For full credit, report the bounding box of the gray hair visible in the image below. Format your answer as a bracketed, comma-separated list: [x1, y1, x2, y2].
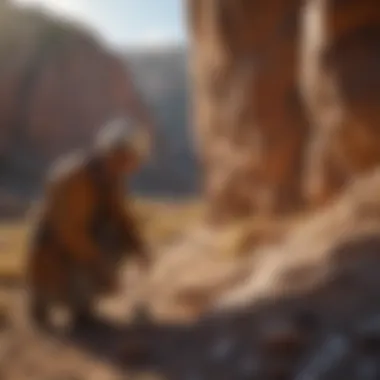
[94, 117, 150, 160]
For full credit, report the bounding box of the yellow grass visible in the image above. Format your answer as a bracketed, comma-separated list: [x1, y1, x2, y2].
[0, 221, 29, 281]
[0, 198, 204, 281]
[0, 196, 304, 283]
[209, 212, 310, 259]
[132, 198, 205, 248]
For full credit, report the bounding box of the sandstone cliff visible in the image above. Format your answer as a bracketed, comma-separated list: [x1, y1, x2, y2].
[301, 0, 380, 207]
[187, 0, 309, 219]
[188, 0, 380, 219]
[145, 168, 380, 379]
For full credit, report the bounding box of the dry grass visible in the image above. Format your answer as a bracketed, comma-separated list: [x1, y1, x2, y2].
[208, 212, 309, 259]
[0, 195, 308, 287]
[0, 221, 29, 281]
[132, 198, 205, 248]
[0, 198, 204, 281]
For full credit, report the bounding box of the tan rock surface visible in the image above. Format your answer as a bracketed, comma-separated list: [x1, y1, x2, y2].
[301, 0, 380, 207]
[187, 0, 309, 219]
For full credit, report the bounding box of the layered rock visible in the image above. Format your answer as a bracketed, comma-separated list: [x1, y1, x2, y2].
[187, 0, 309, 219]
[130, 169, 380, 379]
[301, 0, 380, 207]
[188, 0, 380, 219]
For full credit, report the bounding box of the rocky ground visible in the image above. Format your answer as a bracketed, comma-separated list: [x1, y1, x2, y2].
[0, 225, 256, 380]
[3, 171, 380, 379]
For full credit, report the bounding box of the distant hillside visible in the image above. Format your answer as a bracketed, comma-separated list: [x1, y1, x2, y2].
[0, 1, 157, 198]
[0, 0, 199, 203]
[122, 46, 200, 197]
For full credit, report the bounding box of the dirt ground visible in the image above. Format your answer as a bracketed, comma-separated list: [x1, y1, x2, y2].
[2, 228, 380, 380]
[0, 223, 257, 380]
[4, 173, 380, 380]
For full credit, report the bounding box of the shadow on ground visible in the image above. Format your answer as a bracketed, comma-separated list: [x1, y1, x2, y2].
[48, 232, 380, 380]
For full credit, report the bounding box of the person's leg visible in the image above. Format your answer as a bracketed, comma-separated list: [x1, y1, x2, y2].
[72, 295, 95, 327]
[68, 270, 97, 329]
[28, 289, 50, 329]
[26, 244, 56, 330]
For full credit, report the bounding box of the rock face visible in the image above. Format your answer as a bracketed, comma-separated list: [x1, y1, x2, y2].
[187, 0, 309, 219]
[203, 168, 380, 379]
[0, 3, 152, 195]
[301, 0, 380, 207]
[188, 0, 380, 219]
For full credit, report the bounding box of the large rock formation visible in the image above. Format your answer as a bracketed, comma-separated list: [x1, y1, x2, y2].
[188, 0, 380, 219]
[187, 0, 309, 219]
[300, 0, 380, 207]
[0, 2, 153, 196]
[150, 168, 380, 379]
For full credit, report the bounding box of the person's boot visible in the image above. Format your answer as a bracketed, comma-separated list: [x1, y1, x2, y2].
[71, 308, 97, 331]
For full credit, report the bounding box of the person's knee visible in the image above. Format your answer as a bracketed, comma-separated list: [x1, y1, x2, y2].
[68, 273, 96, 313]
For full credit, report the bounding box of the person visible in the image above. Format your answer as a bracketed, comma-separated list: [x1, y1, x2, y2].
[26, 117, 152, 330]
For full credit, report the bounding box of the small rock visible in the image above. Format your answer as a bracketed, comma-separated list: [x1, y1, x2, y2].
[262, 365, 293, 380]
[238, 355, 259, 377]
[355, 358, 378, 380]
[293, 310, 320, 333]
[185, 372, 203, 380]
[210, 336, 235, 359]
[295, 335, 350, 380]
[356, 335, 380, 355]
[134, 374, 165, 380]
[357, 315, 380, 334]
[119, 337, 151, 366]
[261, 323, 306, 357]
[355, 316, 380, 354]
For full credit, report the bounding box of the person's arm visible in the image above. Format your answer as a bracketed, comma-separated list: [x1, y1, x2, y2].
[108, 184, 150, 266]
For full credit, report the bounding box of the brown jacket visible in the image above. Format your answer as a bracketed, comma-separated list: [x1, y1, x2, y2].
[27, 150, 145, 300]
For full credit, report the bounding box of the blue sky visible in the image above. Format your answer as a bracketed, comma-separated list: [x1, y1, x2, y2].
[12, 0, 186, 47]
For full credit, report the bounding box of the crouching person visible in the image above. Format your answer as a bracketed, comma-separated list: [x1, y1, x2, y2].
[26, 118, 151, 330]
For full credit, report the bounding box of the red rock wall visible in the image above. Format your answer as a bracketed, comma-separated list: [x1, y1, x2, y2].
[188, 0, 380, 219]
[300, 0, 380, 207]
[187, 0, 309, 220]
